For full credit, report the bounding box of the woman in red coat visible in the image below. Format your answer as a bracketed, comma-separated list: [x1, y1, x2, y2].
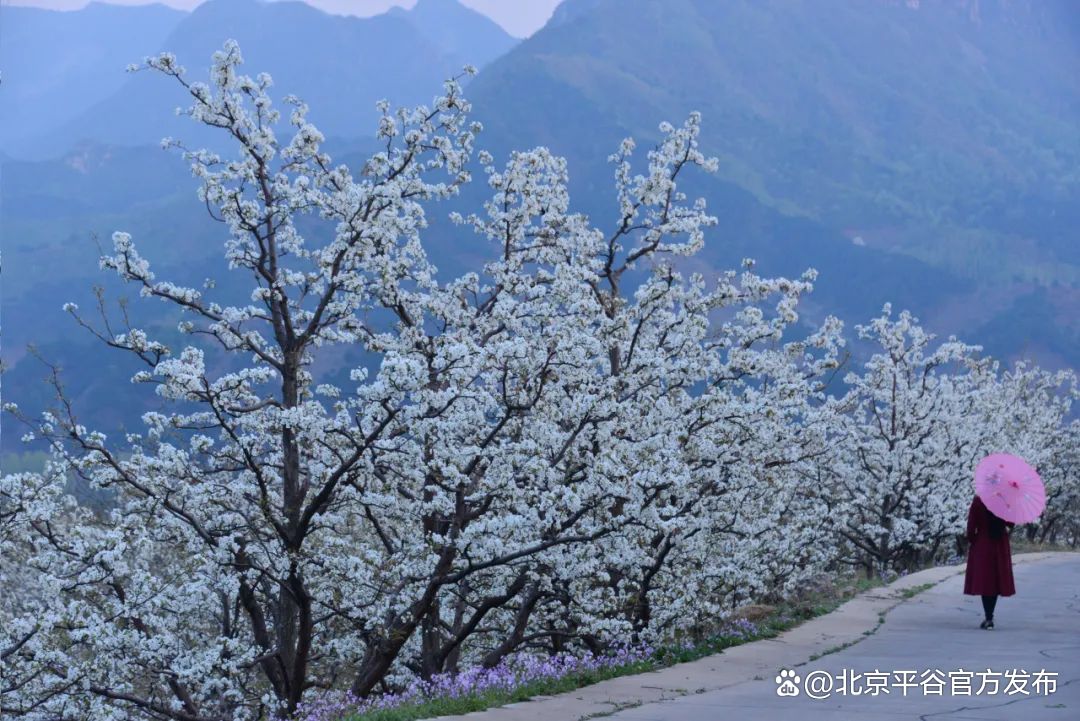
[963, 494, 1015, 629]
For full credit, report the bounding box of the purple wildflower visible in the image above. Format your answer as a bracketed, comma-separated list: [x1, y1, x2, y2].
[293, 644, 654, 721]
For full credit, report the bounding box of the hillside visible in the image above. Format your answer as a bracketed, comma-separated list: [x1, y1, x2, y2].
[0, 2, 186, 155]
[463, 0, 1079, 365]
[469, 0, 1079, 281]
[3, 0, 1078, 456]
[4, 0, 518, 159]
[388, 0, 519, 65]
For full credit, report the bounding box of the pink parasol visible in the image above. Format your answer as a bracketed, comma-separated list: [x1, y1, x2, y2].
[973, 453, 1045, 525]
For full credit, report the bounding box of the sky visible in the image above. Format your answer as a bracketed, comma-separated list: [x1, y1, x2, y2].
[8, 0, 564, 37]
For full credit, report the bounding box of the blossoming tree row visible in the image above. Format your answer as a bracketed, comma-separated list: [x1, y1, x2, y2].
[1, 43, 1075, 721]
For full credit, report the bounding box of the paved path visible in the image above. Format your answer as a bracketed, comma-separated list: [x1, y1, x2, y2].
[610, 552, 1080, 720]
[436, 552, 1079, 721]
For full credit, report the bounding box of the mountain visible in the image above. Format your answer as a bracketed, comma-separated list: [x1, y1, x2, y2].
[4, 0, 1079, 457]
[463, 0, 1079, 364]
[0, 136, 377, 457]
[0, 2, 186, 155]
[468, 0, 1080, 283]
[7, 0, 519, 159]
[387, 0, 519, 65]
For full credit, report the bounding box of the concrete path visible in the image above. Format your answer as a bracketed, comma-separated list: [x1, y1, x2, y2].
[434, 552, 1079, 721]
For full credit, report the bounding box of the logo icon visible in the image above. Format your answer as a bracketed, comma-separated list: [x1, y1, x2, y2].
[776, 669, 801, 697]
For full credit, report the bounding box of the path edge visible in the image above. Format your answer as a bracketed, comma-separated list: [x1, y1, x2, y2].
[423, 551, 1078, 721]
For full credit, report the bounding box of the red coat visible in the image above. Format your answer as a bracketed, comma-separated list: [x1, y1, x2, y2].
[963, 495, 1016, 596]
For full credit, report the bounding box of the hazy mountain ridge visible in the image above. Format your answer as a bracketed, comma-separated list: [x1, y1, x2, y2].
[470, 0, 1079, 239]
[0, 2, 186, 153]
[465, 0, 1078, 345]
[387, 0, 519, 63]
[2, 0, 518, 158]
[3, 0, 1077, 456]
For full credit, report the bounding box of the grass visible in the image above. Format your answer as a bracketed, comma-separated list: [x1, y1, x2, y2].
[337, 566, 949, 721]
[806, 610, 892, 663]
[582, 700, 643, 719]
[899, 582, 935, 599]
[336, 621, 795, 721]
[337, 582, 879, 720]
[339, 629, 778, 721]
[1011, 539, 1080, 554]
[807, 639, 860, 662]
[342, 665, 653, 721]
